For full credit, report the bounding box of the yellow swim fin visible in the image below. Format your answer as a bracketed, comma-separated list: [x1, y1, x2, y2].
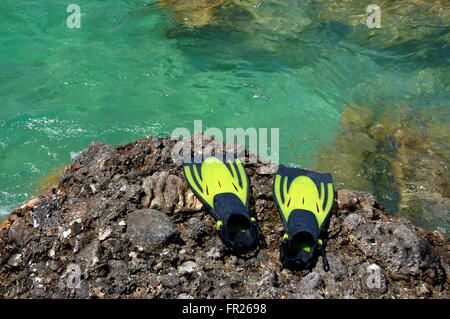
[273, 165, 334, 270]
[183, 154, 261, 255]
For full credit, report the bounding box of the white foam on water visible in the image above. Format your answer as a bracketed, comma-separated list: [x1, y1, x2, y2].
[436, 227, 447, 235]
[0, 192, 15, 216]
[70, 151, 82, 160]
[0, 207, 10, 216]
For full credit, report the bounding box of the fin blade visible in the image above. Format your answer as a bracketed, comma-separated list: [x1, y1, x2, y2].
[183, 155, 249, 216]
[273, 166, 334, 231]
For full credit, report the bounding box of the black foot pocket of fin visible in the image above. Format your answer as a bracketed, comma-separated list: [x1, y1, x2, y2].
[213, 193, 261, 255]
[272, 165, 335, 271]
[280, 239, 317, 271]
[218, 218, 262, 255]
[280, 210, 320, 270]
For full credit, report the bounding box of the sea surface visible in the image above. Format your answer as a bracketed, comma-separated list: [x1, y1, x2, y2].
[0, 0, 449, 232]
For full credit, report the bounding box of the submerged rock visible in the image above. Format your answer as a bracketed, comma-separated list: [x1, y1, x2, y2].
[0, 134, 448, 298]
[316, 0, 450, 52]
[157, 0, 245, 27]
[316, 104, 450, 234]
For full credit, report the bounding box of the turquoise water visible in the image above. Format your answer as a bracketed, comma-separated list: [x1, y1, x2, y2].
[0, 1, 449, 231]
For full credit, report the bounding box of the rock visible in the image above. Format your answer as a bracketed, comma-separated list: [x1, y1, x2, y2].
[19, 198, 42, 210]
[7, 219, 31, 246]
[343, 213, 363, 231]
[256, 163, 279, 175]
[77, 142, 118, 174]
[142, 172, 199, 213]
[298, 272, 324, 292]
[417, 284, 431, 297]
[337, 190, 359, 210]
[327, 253, 347, 282]
[177, 261, 197, 276]
[206, 247, 221, 259]
[0, 134, 448, 299]
[7, 253, 23, 268]
[78, 240, 101, 267]
[98, 227, 112, 241]
[126, 209, 180, 249]
[349, 219, 441, 280]
[185, 217, 205, 242]
[160, 275, 181, 289]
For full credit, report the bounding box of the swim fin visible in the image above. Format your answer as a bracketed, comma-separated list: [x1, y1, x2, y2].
[273, 165, 334, 271]
[183, 154, 261, 255]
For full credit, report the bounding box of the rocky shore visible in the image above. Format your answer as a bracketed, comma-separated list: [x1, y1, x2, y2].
[0, 135, 448, 298]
